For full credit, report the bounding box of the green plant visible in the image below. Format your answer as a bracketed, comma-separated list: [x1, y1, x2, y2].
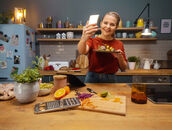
[127, 56, 138, 62]
[11, 56, 41, 83]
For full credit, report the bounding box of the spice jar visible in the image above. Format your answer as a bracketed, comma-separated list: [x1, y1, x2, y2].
[52, 75, 67, 93]
[131, 83, 147, 104]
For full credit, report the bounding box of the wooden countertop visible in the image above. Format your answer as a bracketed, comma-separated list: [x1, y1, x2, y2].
[40, 69, 172, 76]
[1, 83, 172, 130]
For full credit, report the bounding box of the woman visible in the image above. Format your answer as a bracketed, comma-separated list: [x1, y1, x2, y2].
[78, 12, 127, 83]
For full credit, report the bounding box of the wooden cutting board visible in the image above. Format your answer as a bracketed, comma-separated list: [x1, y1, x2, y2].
[76, 54, 89, 69]
[65, 92, 126, 116]
[79, 95, 126, 116]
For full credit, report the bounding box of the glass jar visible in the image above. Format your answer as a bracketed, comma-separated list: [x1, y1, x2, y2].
[131, 83, 147, 104]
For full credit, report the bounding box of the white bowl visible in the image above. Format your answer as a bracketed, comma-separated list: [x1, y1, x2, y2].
[38, 88, 51, 96]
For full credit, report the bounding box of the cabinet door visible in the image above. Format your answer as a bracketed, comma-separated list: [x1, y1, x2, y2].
[116, 75, 132, 83]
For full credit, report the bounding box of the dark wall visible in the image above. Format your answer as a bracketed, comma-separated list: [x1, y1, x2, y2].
[1, 0, 172, 39]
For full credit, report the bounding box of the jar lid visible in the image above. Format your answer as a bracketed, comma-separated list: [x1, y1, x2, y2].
[53, 75, 67, 79]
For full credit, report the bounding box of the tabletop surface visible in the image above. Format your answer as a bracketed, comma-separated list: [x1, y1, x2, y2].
[0, 83, 172, 130]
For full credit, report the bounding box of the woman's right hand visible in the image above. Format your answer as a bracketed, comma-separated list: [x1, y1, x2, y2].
[81, 23, 99, 41]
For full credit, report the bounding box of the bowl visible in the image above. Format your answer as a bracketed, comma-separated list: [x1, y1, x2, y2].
[38, 83, 53, 96]
[38, 88, 51, 96]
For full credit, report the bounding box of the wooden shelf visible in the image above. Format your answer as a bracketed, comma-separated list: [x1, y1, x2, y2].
[37, 28, 83, 31]
[36, 27, 158, 42]
[118, 38, 157, 41]
[36, 27, 158, 32]
[37, 38, 157, 42]
[37, 38, 80, 42]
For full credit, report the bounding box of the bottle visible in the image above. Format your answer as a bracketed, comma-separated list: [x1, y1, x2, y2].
[64, 17, 70, 28]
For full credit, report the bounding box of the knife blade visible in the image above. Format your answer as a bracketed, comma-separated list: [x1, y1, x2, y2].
[87, 88, 97, 94]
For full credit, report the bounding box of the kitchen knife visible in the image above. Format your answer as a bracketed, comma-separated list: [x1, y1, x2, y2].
[87, 88, 97, 94]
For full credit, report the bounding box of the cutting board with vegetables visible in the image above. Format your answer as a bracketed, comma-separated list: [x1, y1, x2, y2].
[79, 95, 126, 116]
[65, 92, 126, 116]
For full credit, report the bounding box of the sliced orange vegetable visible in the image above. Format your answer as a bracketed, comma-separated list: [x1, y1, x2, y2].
[54, 88, 66, 99]
[64, 86, 70, 95]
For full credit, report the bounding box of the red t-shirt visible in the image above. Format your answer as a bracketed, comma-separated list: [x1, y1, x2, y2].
[86, 37, 127, 74]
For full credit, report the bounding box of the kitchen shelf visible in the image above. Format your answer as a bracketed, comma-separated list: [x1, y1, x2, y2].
[37, 38, 80, 42]
[36, 27, 158, 42]
[36, 27, 158, 32]
[37, 37, 157, 42]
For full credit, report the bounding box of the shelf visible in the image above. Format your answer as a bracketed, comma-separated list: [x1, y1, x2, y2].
[118, 38, 157, 41]
[36, 27, 158, 42]
[37, 28, 83, 32]
[36, 27, 158, 32]
[37, 38, 157, 42]
[37, 38, 80, 42]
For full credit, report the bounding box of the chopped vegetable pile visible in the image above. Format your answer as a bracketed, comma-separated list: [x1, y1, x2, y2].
[77, 93, 93, 100]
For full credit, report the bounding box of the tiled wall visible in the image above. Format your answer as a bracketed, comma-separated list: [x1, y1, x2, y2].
[39, 40, 172, 62]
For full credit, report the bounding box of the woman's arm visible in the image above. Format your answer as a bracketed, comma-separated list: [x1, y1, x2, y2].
[78, 23, 98, 54]
[113, 50, 127, 71]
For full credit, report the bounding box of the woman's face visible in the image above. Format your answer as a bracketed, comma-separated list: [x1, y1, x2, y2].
[100, 14, 118, 37]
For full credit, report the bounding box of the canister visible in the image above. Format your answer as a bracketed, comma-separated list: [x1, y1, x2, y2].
[131, 83, 147, 104]
[52, 75, 67, 93]
[137, 18, 144, 27]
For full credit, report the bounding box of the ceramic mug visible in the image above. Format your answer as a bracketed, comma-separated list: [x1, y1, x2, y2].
[122, 32, 127, 38]
[116, 32, 122, 38]
[67, 32, 74, 39]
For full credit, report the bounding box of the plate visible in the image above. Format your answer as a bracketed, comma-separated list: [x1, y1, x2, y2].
[94, 49, 120, 53]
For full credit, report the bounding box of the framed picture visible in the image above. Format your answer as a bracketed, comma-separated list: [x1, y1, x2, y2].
[160, 19, 172, 33]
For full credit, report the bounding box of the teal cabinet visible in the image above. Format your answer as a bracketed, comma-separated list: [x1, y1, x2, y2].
[115, 75, 132, 83]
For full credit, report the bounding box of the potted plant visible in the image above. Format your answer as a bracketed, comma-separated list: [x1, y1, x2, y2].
[11, 57, 41, 103]
[127, 56, 139, 70]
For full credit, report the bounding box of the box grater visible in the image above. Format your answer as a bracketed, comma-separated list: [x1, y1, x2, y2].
[34, 97, 81, 114]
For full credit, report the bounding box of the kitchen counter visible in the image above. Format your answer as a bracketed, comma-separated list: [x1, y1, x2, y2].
[1, 83, 172, 130]
[40, 69, 172, 76]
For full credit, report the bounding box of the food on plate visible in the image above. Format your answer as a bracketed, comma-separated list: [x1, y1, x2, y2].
[97, 44, 115, 52]
[0, 83, 15, 100]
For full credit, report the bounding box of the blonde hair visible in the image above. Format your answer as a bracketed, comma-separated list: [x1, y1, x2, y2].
[102, 12, 121, 27]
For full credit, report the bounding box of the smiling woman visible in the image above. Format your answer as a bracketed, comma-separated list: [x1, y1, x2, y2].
[78, 11, 127, 83]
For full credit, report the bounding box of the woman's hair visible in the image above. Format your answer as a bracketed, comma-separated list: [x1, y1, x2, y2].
[102, 12, 121, 27]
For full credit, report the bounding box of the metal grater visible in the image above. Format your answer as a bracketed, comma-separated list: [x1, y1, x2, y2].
[34, 97, 81, 114]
